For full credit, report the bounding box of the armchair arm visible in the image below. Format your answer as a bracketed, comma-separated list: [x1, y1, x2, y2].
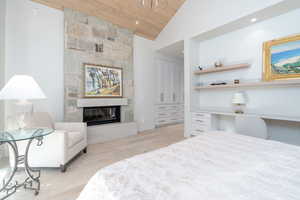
[43, 130, 68, 165]
[54, 122, 87, 133]
[53, 123, 87, 165]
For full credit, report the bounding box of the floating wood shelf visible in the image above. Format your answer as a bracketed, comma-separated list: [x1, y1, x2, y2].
[195, 79, 300, 90]
[194, 64, 250, 75]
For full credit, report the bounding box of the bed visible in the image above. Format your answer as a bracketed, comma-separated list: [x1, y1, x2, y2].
[76, 131, 300, 200]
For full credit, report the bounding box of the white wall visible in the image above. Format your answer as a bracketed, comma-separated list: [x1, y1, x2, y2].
[197, 9, 300, 115]
[5, 0, 64, 121]
[196, 9, 300, 145]
[0, 0, 6, 131]
[133, 36, 156, 131]
[0, 0, 6, 158]
[156, 0, 284, 49]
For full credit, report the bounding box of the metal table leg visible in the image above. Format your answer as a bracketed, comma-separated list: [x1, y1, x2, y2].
[23, 136, 43, 196]
[0, 140, 18, 200]
[0, 132, 44, 199]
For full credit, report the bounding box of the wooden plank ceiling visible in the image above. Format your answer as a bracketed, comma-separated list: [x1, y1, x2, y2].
[32, 0, 186, 40]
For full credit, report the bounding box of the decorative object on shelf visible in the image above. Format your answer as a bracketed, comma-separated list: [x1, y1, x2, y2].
[84, 63, 123, 98]
[210, 81, 227, 86]
[194, 63, 249, 75]
[0, 75, 47, 129]
[194, 79, 300, 90]
[214, 60, 223, 68]
[138, 0, 168, 10]
[95, 43, 103, 53]
[198, 66, 203, 71]
[232, 92, 246, 114]
[263, 34, 300, 81]
[234, 79, 240, 84]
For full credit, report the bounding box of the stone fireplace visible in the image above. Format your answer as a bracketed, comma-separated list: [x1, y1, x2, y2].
[63, 8, 134, 123]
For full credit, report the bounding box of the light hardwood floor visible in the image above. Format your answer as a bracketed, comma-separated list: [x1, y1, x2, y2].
[11, 124, 184, 200]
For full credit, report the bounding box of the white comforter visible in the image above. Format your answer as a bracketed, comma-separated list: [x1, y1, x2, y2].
[77, 131, 300, 200]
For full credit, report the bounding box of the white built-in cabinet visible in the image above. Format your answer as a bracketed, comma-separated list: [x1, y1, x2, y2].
[190, 112, 212, 136]
[155, 58, 184, 127]
[156, 59, 184, 104]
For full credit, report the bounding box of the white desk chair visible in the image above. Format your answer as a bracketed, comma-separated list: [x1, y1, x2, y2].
[235, 115, 268, 139]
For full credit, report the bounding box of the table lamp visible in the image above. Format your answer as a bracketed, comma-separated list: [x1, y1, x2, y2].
[232, 92, 246, 114]
[0, 75, 47, 129]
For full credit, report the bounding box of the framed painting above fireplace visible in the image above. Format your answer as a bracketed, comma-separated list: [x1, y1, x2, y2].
[84, 63, 123, 98]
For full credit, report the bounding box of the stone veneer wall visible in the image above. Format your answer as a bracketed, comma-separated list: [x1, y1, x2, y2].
[64, 9, 134, 122]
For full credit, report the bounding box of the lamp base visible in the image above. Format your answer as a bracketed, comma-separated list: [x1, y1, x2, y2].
[15, 100, 33, 130]
[232, 104, 245, 115]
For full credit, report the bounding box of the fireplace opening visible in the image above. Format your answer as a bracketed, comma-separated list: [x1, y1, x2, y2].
[83, 106, 121, 126]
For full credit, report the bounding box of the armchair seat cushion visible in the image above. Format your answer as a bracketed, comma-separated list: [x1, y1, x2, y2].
[68, 131, 84, 148]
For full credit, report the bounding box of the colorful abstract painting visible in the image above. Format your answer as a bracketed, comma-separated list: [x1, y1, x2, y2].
[84, 64, 122, 97]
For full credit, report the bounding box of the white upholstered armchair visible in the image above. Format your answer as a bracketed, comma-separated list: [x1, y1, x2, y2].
[8, 112, 87, 172]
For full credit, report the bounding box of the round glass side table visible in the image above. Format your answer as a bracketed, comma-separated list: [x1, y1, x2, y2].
[0, 128, 54, 200]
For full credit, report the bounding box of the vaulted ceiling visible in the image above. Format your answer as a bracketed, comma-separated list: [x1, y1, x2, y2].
[32, 0, 186, 40]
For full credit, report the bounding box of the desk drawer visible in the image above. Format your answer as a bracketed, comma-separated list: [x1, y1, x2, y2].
[191, 118, 211, 126]
[191, 123, 209, 131]
[192, 112, 211, 119]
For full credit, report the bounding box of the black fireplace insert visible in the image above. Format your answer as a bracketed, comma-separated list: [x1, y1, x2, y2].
[83, 106, 121, 126]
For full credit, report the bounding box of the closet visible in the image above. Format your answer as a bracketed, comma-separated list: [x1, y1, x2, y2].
[155, 58, 184, 127]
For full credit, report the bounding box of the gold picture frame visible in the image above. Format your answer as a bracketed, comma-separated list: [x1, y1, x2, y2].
[263, 34, 300, 81]
[84, 63, 123, 98]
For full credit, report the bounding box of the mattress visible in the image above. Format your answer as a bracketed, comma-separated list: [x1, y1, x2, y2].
[76, 131, 300, 200]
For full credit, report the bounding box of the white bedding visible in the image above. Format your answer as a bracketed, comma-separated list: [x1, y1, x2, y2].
[77, 131, 300, 200]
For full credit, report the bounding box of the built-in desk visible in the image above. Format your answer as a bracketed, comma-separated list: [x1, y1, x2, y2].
[189, 107, 300, 137]
[195, 108, 300, 122]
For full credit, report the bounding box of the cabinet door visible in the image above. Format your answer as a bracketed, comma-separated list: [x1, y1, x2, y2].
[156, 60, 166, 104]
[156, 59, 184, 105]
[158, 59, 170, 104]
[179, 65, 184, 103]
[173, 65, 181, 103]
[167, 63, 174, 104]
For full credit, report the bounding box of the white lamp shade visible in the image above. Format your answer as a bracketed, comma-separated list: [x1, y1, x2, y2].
[232, 92, 246, 105]
[0, 75, 47, 100]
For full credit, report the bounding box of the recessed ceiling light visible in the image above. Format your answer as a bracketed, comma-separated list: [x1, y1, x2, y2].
[135, 20, 139, 25]
[251, 18, 257, 23]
